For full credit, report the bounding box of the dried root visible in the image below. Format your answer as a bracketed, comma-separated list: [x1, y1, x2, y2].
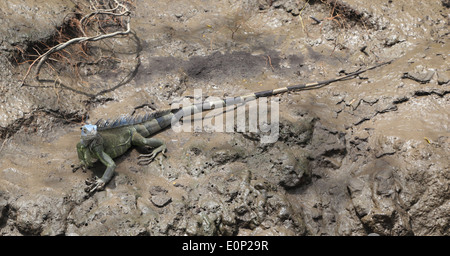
[20, 0, 133, 86]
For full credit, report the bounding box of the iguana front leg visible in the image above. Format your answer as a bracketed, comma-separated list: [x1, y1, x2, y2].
[73, 142, 89, 173]
[85, 150, 116, 194]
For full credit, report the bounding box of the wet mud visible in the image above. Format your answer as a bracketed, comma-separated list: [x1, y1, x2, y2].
[0, 0, 449, 235]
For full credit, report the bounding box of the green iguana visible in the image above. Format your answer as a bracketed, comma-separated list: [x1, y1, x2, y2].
[75, 61, 391, 194]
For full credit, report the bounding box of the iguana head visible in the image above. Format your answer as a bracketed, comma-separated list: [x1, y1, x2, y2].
[80, 124, 98, 147]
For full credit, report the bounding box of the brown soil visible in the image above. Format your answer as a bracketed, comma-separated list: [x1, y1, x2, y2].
[0, 0, 448, 236]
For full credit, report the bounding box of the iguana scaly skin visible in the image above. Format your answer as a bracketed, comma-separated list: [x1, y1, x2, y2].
[76, 61, 391, 193]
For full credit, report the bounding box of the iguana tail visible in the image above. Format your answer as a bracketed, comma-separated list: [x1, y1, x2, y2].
[246, 60, 392, 98]
[175, 60, 392, 116]
[97, 60, 392, 134]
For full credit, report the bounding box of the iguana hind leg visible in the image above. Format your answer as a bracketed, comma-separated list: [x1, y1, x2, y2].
[137, 145, 167, 165]
[132, 132, 167, 165]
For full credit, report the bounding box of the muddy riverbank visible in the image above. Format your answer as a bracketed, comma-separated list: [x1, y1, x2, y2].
[0, 0, 448, 235]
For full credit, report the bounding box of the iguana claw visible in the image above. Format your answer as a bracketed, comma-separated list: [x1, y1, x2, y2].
[85, 177, 106, 194]
[137, 145, 167, 165]
[71, 164, 86, 173]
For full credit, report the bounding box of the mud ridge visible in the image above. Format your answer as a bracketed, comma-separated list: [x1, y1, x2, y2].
[0, 108, 83, 140]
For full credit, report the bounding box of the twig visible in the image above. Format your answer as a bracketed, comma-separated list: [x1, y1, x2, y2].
[298, 0, 310, 35]
[310, 16, 321, 24]
[79, 0, 128, 36]
[266, 55, 275, 72]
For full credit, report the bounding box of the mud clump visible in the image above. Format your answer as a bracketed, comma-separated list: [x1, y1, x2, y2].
[177, 168, 306, 236]
[149, 186, 172, 207]
[347, 163, 413, 236]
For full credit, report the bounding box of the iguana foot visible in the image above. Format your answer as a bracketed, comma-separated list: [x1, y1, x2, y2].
[137, 145, 167, 165]
[85, 177, 106, 194]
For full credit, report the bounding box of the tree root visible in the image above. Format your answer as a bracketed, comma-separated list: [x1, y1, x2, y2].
[20, 0, 133, 87]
